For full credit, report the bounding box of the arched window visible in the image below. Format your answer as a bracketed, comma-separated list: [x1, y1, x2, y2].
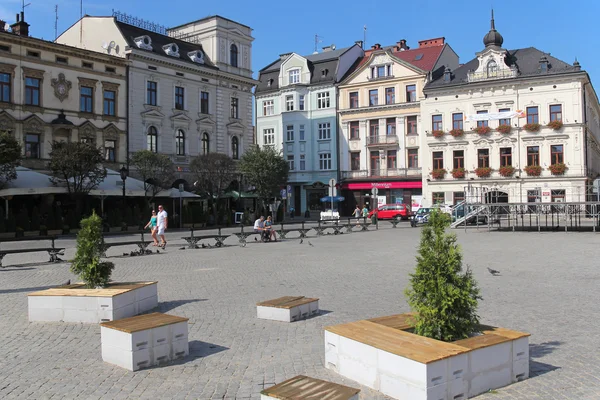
[486, 60, 498, 77]
[231, 136, 239, 159]
[202, 132, 210, 155]
[147, 126, 158, 152]
[230, 44, 238, 67]
[175, 129, 185, 156]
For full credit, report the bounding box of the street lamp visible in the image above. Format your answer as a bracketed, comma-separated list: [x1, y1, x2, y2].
[119, 165, 128, 206]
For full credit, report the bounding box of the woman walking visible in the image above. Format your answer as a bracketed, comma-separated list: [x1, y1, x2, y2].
[144, 210, 159, 246]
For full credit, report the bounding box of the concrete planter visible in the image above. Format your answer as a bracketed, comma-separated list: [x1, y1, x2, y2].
[257, 296, 319, 322]
[28, 281, 158, 323]
[324, 313, 529, 400]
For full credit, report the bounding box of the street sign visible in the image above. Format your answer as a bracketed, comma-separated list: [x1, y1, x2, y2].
[280, 189, 287, 198]
[287, 184, 292, 193]
[178, 183, 184, 192]
[329, 178, 337, 197]
[371, 187, 379, 196]
[287, 191, 292, 199]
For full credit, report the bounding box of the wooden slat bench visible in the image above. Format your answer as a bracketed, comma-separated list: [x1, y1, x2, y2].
[261, 375, 360, 400]
[257, 296, 319, 322]
[0, 236, 64, 268]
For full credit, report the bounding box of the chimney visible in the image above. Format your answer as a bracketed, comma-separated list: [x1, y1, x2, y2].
[573, 59, 581, 71]
[10, 11, 29, 37]
[371, 43, 381, 50]
[0, 19, 5, 32]
[418, 37, 445, 48]
[396, 39, 410, 51]
[355, 40, 363, 49]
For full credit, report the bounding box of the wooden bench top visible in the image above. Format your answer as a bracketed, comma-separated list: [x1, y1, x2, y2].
[28, 281, 157, 297]
[257, 296, 319, 309]
[101, 312, 188, 333]
[367, 313, 416, 331]
[0, 247, 63, 254]
[262, 375, 359, 400]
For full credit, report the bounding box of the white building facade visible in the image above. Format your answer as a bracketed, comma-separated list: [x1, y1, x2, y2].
[421, 14, 600, 206]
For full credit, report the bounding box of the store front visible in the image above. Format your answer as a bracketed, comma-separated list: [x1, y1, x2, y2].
[341, 181, 422, 214]
[304, 182, 328, 212]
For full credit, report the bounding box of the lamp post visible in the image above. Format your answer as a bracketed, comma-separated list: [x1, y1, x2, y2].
[119, 165, 128, 206]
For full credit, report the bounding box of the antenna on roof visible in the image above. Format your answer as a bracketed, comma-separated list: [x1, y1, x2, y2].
[22, 0, 31, 14]
[363, 25, 367, 50]
[314, 34, 323, 53]
[54, 4, 58, 40]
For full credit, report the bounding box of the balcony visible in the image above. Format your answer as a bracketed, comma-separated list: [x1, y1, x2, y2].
[467, 67, 518, 82]
[367, 135, 399, 146]
[341, 168, 422, 180]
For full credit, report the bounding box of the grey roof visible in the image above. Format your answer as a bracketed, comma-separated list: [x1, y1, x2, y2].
[426, 47, 580, 90]
[115, 20, 218, 70]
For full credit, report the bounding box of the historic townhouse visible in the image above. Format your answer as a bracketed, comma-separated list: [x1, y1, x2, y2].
[0, 12, 127, 170]
[421, 12, 600, 207]
[337, 38, 458, 213]
[255, 44, 363, 214]
[58, 13, 257, 188]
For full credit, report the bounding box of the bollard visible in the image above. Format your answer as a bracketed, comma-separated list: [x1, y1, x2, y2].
[190, 227, 194, 238]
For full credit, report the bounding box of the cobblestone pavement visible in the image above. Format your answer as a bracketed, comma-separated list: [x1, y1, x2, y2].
[0, 223, 599, 399]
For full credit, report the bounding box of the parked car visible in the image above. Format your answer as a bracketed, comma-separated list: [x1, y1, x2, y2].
[368, 204, 411, 220]
[410, 207, 433, 227]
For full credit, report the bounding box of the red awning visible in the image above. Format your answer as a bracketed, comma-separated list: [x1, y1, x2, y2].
[343, 181, 422, 190]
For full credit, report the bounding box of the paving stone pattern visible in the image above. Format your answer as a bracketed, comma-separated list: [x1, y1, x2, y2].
[0, 223, 599, 399]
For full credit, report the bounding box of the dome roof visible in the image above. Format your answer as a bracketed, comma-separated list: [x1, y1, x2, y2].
[483, 10, 504, 48]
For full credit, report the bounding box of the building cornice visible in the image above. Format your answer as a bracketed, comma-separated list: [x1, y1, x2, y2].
[339, 102, 420, 116]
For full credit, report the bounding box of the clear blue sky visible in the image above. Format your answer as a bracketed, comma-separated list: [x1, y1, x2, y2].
[1, 0, 599, 88]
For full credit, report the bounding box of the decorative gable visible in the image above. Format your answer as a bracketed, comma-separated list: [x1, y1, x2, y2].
[102, 123, 121, 140]
[23, 114, 45, 133]
[0, 111, 16, 131]
[78, 121, 97, 140]
[226, 120, 245, 135]
[279, 53, 309, 87]
[170, 112, 191, 129]
[468, 49, 517, 82]
[196, 114, 216, 130]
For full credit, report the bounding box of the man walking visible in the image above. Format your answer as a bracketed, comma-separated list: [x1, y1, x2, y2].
[157, 205, 168, 249]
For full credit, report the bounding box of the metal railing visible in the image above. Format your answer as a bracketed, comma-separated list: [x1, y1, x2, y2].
[341, 168, 422, 179]
[467, 68, 518, 82]
[367, 135, 399, 145]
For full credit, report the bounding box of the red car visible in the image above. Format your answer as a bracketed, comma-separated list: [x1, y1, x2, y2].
[368, 204, 412, 220]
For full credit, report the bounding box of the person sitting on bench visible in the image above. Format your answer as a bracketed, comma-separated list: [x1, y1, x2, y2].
[253, 216, 265, 235]
[264, 216, 277, 242]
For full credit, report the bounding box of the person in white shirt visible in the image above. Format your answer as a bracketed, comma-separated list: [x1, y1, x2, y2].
[253, 216, 264, 234]
[157, 205, 168, 248]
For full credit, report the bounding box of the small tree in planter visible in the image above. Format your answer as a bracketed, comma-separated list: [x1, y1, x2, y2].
[496, 124, 512, 134]
[499, 165, 516, 177]
[523, 123, 541, 132]
[451, 168, 466, 179]
[431, 169, 446, 180]
[524, 165, 542, 176]
[71, 212, 114, 289]
[474, 126, 491, 135]
[547, 120, 563, 131]
[474, 167, 492, 178]
[405, 209, 481, 341]
[449, 129, 464, 137]
[549, 163, 567, 175]
[432, 130, 445, 138]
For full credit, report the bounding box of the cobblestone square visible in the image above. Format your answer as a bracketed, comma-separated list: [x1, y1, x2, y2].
[0, 224, 598, 399]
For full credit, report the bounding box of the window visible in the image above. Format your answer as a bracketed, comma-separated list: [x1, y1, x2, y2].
[103, 90, 116, 116]
[56, 56, 68, 64]
[299, 125, 305, 141]
[526, 106, 539, 124]
[230, 97, 239, 118]
[432, 192, 445, 205]
[408, 149, 419, 168]
[453, 192, 465, 205]
[26, 50, 39, 58]
[319, 153, 331, 170]
[452, 113, 463, 130]
[432, 151, 444, 169]
[386, 118, 396, 136]
[299, 95, 305, 110]
[300, 154, 306, 170]
[498, 108, 511, 126]
[318, 122, 331, 140]
[147, 126, 158, 152]
[350, 152, 361, 170]
[25, 134, 40, 159]
[551, 190, 565, 203]
[487, 60, 498, 77]
[406, 84, 416, 102]
[285, 95, 294, 111]
[387, 150, 397, 169]
[0, 73, 11, 103]
[477, 110, 488, 128]
[370, 67, 376, 79]
[288, 69, 300, 84]
[500, 148, 512, 166]
[317, 92, 330, 109]
[230, 44, 238, 67]
[231, 136, 239, 159]
[81, 137, 93, 144]
[527, 190, 541, 204]
[551, 144, 564, 164]
[350, 121, 359, 139]
[147, 81, 157, 106]
[550, 104, 562, 122]
[287, 155, 294, 170]
[385, 87, 395, 105]
[453, 150, 464, 169]
[175, 86, 184, 110]
[527, 146, 539, 166]
[477, 149, 489, 168]
[377, 66, 386, 78]
[0, 44, 10, 52]
[406, 116, 418, 135]
[263, 100, 274, 116]
[25, 77, 40, 106]
[369, 120, 379, 137]
[175, 129, 185, 155]
[349, 91, 359, 108]
[432, 115, 442, 131]
[370, 151, 380, 171]
[80, 86, 93, 113]
[104, 140, 116, 162]
[202, 132, 210, 154]
[263, 128, 275, 145]
[200, 91, 209, 114]
[148, 66, 157, 71]
[105, 66, 116, 73]
[82, 61, 93, 69]
[369, 89, 378, 106]
[286, 125, 294, 142]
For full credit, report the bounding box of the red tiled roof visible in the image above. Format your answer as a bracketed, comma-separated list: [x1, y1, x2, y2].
[356, 44, 445, 72]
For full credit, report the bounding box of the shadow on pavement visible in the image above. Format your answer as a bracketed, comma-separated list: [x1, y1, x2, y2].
[158, 299, 207, 313]
[529, 341, 563, 377]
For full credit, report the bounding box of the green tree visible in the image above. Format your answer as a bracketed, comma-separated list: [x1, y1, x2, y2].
[190, 153, 237, 223]
[405, 209, 481, 342]
[130, 150, 175, 206]
[71, 212, 114, 288]
[0, 131, 21, 189]
[239, 145, 289, 207]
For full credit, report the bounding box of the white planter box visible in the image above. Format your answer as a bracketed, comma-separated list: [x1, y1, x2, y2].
[101, 312, 189, 371]
[325, 314, 529, 400]
[28, 282, 158, 323]
[261, 375, 359, 400]
[256, 296, 319, 322]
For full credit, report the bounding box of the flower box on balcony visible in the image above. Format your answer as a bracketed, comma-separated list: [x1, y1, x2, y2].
[432, 130, 444, 138]
[449, 129, 464, 137]
[496, 124, 512, 134]
[547, 120, 563, 131]
[549, 163, 567, 175]
[474, 167, 492, 178]
[498, 165, 516, 177]
[524, 165, 542, 176]
[475, 126, 491, 135]
[523, 123, 541, 132]
[451, 168, 466, 179]
[431, 168, 446, 179]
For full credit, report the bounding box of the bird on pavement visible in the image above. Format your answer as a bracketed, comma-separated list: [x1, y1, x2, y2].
[299, 239, 303, 244]
[254, 237, 258, 242]
[58, 279, 70, 287]
[487, 267, 500, 276]
[240, 243, 247, 248]
[201, 243, 207, 249]
[156, 249, 160, 254]
[308, 241, 314, 247]
[179, 247, 186, 250]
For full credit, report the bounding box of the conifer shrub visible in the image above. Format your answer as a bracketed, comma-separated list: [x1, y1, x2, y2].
[71, 212, 114, 288]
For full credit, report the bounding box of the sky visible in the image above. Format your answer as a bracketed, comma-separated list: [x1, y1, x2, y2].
[1, 0, 599, 88]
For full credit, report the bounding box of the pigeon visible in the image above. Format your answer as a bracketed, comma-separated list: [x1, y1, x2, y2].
[156, 249, 160, 254]
[254, 237, 258, 242]
[240, 243, 247, 248]
[58, 279, 70, 287]
[123, 252, 129, 256]
[201, 243, 207, 249]
[487, 267, 500, 276]
[308, 241, 314, 247]
[299, 239, 303, 244]
[179, 247, 186, 250]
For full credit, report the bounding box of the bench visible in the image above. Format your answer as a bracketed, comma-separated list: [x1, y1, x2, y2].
[182, 228, 229, 248]
[261, 375, 360, 400]
[257, 296, 319, 322]
[0, 236, 64, 268]
[102, 233, 151, 256]
[101, 312, 189, 371]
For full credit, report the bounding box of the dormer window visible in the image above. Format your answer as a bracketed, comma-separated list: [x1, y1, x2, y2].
[321, 69, 329, 77]
[188, 50, 204, 64]
[134, 35, 152, 50]
[267, 79, 273, 87]
[539, 56, 549, 73]
[288, 69, 300, 84]
[163, 43, 180, 58]
[486, 60, 498, 78]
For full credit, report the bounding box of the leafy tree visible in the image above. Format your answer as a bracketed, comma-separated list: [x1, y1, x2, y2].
[71, 212, 114, 288]
[0, 131, 21, 189]
[49, 141, 107, 196]
[405, 209, 481, 342]
[130, 150, 175, 205]
[239, 145, 289, 207]
[190, 153, 237, 222]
